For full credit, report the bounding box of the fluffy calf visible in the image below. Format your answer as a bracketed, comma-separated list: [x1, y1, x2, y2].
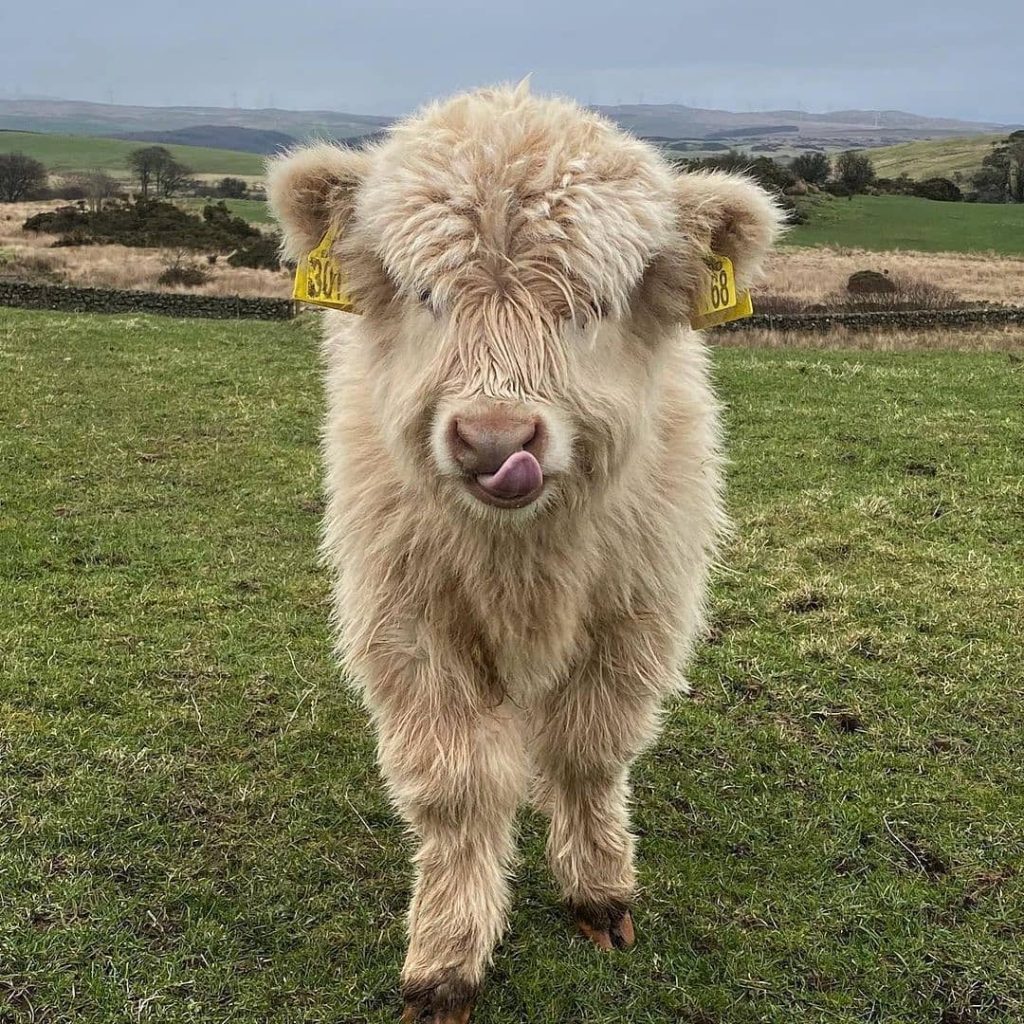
[269, 83, 783, 1022]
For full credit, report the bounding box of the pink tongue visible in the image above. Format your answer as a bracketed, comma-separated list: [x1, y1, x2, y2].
[476, 451, 543, 498]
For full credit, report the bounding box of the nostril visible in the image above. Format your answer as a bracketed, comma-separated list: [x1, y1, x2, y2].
[451, 418, 474, 453]
[520, 419, 540, 453]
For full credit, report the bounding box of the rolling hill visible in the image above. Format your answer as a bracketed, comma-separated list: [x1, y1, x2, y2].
[867, 135, 1003, 182]
[0, 98, 390, 140]
[113, 125, 296, 155]
[1, 97, 1016, 152]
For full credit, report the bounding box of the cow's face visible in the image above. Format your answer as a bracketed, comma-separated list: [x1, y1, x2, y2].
[270, 86, 783, 521]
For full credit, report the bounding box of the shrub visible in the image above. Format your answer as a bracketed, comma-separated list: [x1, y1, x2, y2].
[227, 231, 282, 270]
[912, 177, 963, 202]
[215, 177, 249, 199]
[23, 198, 261, 252]
[157, 264, 211, 287]
[757, 274, 962, 316]
[789, 152, 831, 185]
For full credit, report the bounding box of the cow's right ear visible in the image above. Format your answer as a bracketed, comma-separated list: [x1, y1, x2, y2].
[266, 143, 372, 261]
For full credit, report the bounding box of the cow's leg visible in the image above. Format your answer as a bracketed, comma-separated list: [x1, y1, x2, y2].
[530, 624, 668, 951]
[372, 683, 526, 1023]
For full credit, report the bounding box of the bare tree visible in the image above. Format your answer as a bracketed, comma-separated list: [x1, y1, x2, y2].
[66, 171, 122, 212]
[128, 146, 169, 197]
[0, 152, 48, 202]
[156, 157, 193, 198]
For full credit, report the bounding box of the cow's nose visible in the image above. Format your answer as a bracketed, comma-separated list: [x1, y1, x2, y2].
[448, 413, 542, 474]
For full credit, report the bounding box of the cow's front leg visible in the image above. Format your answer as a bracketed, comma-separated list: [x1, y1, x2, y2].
[530, 622, 670, 952]
[371, 678, 526, 1023]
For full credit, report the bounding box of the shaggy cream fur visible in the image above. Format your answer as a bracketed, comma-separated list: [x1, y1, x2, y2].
[268, 82, 784, 1022]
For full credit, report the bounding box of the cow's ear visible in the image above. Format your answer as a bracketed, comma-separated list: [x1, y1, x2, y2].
[266, 143, 372, 261]
[636, 170, 786, 326]
[672, 170, 787, 291]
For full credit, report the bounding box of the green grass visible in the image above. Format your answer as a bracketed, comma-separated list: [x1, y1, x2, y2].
[0, 131, 265, 178]
[176, 197, 272, 224]
[868, 135, 1002, 182]
[2, 308, 1022, 1023]
[786, 194, 1024, 255]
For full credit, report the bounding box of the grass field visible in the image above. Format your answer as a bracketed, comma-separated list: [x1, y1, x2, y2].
[2, 309, 1022, 1023]
[176, 197, 273, 224]
[868, 135, 1002, 182]
[0, 131, 265, 178]
[786, 194, 1024, 255]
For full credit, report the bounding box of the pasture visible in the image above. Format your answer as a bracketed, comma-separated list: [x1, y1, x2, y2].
[1, 308, 1022, 1023]
[0, 131, 265, 179]
[785, 195, 1024, 256]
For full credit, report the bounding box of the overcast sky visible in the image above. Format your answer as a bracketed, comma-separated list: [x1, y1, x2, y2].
[2, 0, 1020, 123]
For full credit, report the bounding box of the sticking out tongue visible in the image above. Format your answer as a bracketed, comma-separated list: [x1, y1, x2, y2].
[476, 451, 543, 498]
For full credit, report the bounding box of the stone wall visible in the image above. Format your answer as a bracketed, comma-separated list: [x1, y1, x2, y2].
[2, 281, 1022, 333]
[0, 281, 295, 320]
[723, 306, 1024, 333]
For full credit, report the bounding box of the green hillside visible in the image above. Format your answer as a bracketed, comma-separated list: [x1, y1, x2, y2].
[786, 194, 1024, 255]
[0, 131, 265, 178]
[867, 134, 1002, 182]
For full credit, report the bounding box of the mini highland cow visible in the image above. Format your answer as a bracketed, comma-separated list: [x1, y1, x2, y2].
[268, 83, 783, 1022]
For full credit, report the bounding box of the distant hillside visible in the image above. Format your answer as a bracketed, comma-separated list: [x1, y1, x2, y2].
[0, 131, 265, 178]
[113, 125, 296, 155]
[0, 97, 1016, 151]
[867, 135, 1004, 182]
[0, 98, 390, 141]
[593, 104, 1014, 146]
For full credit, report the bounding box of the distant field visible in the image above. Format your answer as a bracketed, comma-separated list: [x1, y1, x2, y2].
[867, 134, 1001, 182]
[786, 195, 1024, 255]
[0, 131, 265, 178]
[177, 197, 272, 224]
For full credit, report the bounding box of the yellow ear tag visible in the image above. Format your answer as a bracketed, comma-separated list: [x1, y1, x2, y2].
[292, 229, 356, 312]
[690, 254, 753, 330]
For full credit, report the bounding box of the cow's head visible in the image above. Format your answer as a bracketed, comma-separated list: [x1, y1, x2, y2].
[269, 84, 784, 519]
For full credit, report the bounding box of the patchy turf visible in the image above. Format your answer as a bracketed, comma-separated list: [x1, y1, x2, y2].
[786, 194, 1024, 256]
[1, 308, 1022, 1024]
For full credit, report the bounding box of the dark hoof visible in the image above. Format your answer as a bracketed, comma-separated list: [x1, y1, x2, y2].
[400, 973, 478, 1024]
[569, 899, 636, 951]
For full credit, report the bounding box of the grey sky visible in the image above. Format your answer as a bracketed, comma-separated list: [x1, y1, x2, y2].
[2, 0, 1020, 123]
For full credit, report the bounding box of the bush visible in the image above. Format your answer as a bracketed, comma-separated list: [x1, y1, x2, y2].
[912, 177, 963, 202]
[157, 264, 211, 287]
[215, 177, 249, 199]
[23, 198, 261, 252]
[226, 231, 282, 270]
[789, 152, 830, 185]
[757, 274, 963, 316]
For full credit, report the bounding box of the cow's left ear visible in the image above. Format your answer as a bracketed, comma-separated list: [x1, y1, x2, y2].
[672, 170, 787, 291]
[636, 170, 786, 326]
[266, 143, 373, 262]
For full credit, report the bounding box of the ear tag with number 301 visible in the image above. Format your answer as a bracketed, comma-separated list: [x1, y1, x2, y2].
[690, 254, 754, 330]
[292, 229, 356, 312]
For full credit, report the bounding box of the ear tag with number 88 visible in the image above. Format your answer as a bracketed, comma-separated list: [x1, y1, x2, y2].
[690, 253, 754, 330]
[293, 229, 356, 312]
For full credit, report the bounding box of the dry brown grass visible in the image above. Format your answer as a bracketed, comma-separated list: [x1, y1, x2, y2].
[0, 200, 291, 298]
[3, 204, 1024, 313]
[716, 323, 1024, 353]
[758, 246, 1024, 307]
